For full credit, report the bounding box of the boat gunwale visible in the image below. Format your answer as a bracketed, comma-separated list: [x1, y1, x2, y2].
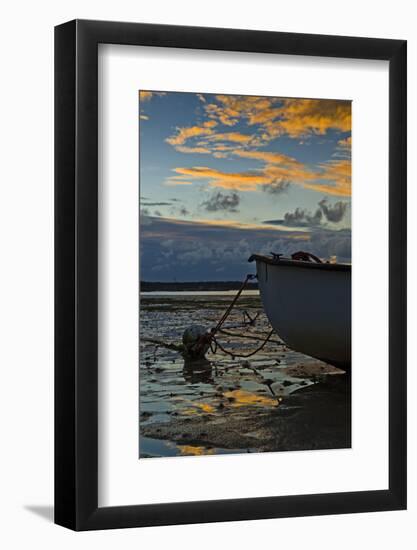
[248, 254, 351, 272]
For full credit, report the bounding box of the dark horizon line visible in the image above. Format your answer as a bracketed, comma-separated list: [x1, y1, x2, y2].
[140, 280, 258, 284]
[140, 280, 259, 291]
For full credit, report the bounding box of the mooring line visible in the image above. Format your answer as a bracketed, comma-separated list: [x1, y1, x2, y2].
[211, 329, 275, 359]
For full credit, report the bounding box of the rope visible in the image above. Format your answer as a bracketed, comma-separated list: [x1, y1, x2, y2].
[218, 327, 283, 346]
[212, 329, 275, 359]
[194, 273, 277, 359]
[192, 273, 255, 357]
[211, 273, 256, 337]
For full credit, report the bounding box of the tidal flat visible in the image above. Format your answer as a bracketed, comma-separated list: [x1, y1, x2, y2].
[139, 291, 351, 458]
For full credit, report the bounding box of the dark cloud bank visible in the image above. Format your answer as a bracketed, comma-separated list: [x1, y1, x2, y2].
[262, 178, 291, 195]
[201, 192, 240, 213]
[140, 216, 351, 282]
[264, 199, 348, 228]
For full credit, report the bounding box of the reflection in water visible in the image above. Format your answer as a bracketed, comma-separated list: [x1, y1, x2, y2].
[182, 402, 216, 415]
[223, 389, 281, 408]
[183, 357, 213, 384]
[177, 444, 215, 456]
[139, 292, 348, 458]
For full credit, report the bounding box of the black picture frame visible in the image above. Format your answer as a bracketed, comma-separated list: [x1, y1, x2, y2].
[55, 19, 407, 531]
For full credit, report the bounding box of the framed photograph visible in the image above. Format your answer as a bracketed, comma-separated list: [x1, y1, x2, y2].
[55, 19, 406, 530]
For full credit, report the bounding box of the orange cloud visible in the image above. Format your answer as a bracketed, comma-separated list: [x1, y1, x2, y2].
[212, 144, 236, 151]
[203, 95, 275, 128]
[338, 136, 352, 148]
[303, 160, 351, 196]
[202, 95, 351, 142]
[139, 91, 166, 101]
[161, 93, 351, 195]
[233, 150, 301, 166]
[170, 153, 351, 196]
[234, 149, 351, 196]
[172, 166, 269, 191]
[165, 94, 351, 165]
[265, 99, 351, 139]
[208, 132, 253, 144]
[248, 107, 282, 126]
[303, 182, 351, 197]
[203, 120, 218, 129]
[174, 145, 211, 154]
[166, 120, 217, 146]
[204, 102, 238, 127]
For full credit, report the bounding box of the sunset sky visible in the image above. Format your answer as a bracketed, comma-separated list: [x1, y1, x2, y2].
[139, 91, 351, 281]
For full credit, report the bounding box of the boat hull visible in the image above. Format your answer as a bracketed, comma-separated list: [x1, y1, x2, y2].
[255, 259, 351, 369]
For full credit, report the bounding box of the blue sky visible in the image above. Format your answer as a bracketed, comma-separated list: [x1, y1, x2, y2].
[139, 91, 351, 281]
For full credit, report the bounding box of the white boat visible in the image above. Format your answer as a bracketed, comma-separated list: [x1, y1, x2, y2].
[249, 253, 351, 369]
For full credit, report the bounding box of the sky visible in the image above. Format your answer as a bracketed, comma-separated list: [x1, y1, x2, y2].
[139, 91, 351, 282]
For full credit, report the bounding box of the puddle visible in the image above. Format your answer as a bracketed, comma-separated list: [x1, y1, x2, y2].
[140, 292, 349, 457]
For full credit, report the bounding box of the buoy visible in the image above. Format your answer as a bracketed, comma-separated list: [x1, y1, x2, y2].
[182, 325, 210, 359]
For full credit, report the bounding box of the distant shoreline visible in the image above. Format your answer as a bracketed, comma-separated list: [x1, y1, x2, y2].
[140, 281, 259, 292]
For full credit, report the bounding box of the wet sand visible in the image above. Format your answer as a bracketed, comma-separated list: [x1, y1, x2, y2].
[139, 292, 351, 458]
